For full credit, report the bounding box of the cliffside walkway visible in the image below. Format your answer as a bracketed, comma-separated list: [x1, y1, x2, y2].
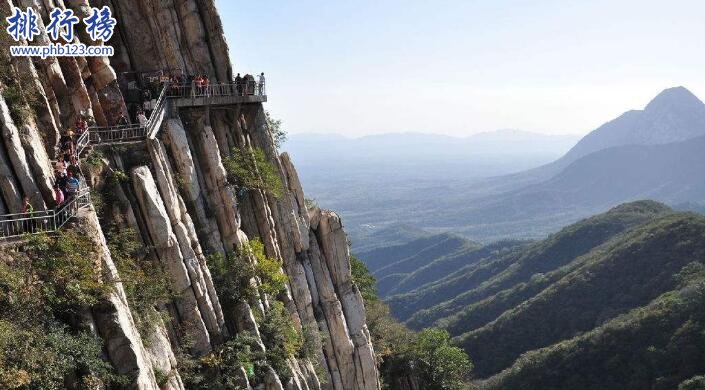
[1, 80, 266, 239]
[78, 81, 266, 155]
[0, 189, 91, 239]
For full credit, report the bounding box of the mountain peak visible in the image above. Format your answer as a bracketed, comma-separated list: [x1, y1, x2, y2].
[645, 86, 704, 111]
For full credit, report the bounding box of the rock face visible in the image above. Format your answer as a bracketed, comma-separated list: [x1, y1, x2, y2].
[0, 0, 379, 389]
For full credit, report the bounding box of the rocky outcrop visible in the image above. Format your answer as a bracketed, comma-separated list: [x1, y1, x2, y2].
[131, 165, 216, 355]
[0, 0, 380, 388]
[79, 208, 160, 388]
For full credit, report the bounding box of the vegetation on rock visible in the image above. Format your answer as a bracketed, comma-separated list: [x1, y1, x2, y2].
[351, 256, 472, 389]
[224, 147, 283, 198]
[106, 227, 173, 338]
[265, 110, 287, 149]
[0, 231, 123, 388]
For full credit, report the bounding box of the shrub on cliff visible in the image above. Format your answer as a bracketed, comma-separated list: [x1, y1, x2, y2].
[256, 301, 303, 380]
[211, 238, 288, 308]
[181, 331, 261, 388]
[0, 231, 124, 388]
[106, 226, 173, 338]
[352, 255, 473, 389]
[265, 110, 287, 149]
[224, 147, 283, 198]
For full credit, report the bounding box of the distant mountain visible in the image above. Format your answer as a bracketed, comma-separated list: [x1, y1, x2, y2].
[290, 87, 705, 248]
[565, 86, 705, 162]
[357, 234, 527, 298]
[349, 223, 429, 253]
[381, 87, 705, 243]
[285, 130, 580, 251]
[422, 133, 705, 240]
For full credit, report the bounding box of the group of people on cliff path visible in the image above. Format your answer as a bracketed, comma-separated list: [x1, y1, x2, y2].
[234, 72, 265, 96]
[52, 116, 87, 209]
[121, 70, 266, 128]
[3, 116, 86, 236]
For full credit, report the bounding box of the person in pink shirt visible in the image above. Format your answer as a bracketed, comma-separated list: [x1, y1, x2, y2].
[53, 184, 64, 207]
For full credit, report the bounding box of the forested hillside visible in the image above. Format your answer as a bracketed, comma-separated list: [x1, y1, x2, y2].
[458, 211, 705, 378]
[358, 201, 705, 388]
[381, 201, 669, 325]
[481, 249, 705, 389]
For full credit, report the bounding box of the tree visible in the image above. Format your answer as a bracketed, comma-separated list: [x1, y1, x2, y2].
[223, 147, 284, 198]
[351, 252, 473, 388]
[413, 328, 472, 390]
[265, 110, 287, 149]
[350, 255, 378, 302]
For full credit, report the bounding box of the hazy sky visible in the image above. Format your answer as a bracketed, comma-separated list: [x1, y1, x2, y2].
[216, 0, 705, 137]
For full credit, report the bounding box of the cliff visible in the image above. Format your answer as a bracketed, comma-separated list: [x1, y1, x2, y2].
[0, 0, 379, 389]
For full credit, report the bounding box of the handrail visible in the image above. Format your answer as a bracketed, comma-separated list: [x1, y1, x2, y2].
[166, 81, 266, 99]
[76, 130, 90, 156]
[0, 189, 91, 239]
[146, 84, 169, 139]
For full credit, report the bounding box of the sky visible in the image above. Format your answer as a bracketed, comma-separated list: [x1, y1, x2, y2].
[216, 0, 705, 137]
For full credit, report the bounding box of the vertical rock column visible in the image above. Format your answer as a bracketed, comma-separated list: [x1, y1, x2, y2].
[0, 95, 45, 209]
[313, 211, 380, 390]
[148, 137, 228, 342]
[66, 0, 128, 123]
[162, 117, 225, 255]
[79, 208, 160, 389]
[131, 165, 213, 355]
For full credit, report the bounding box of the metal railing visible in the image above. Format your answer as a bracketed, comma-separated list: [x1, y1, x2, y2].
[146, 84, 169, 138]
[0, 189, 91, 239]
[88, 124, 147, 144]
[166, 81, 266, 99]
[76, 129, 90, 156]
[86, 85, 168, 146]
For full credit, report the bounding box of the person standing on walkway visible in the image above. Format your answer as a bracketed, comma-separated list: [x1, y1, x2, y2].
[21, 196, 35, 233]
[203, 75, 210, 96]
[258, 72, 265, 95]
[65, 172, 80, 200]
[235, 73, 243, 96]
[21, 197, 33, 214]
[137, 110, 148, 126]
[53, 185, 64, 208]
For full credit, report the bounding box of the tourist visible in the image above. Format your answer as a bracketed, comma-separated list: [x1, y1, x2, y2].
[53, 184, 64, 207]
[75, 116, 88, 135]
[20, 196, 35, 232]
[258, 72, 265, 95]
[142, 88, 152, 115]
[54, 160, 67, 177]
[65, 172, 80, 199]
[117, 113, 129, 126]
[235, 73, 243, 96]
[203, 74, 210, 96]
[56, 171, 68, 197]
[21, 196, 33, 214]
[59, 131, 73, 154]
[137, 110, 148, 126]
[194, 75, 203, 95]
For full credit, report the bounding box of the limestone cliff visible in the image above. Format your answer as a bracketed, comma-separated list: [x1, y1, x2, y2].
[0, 0, 379, 389]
